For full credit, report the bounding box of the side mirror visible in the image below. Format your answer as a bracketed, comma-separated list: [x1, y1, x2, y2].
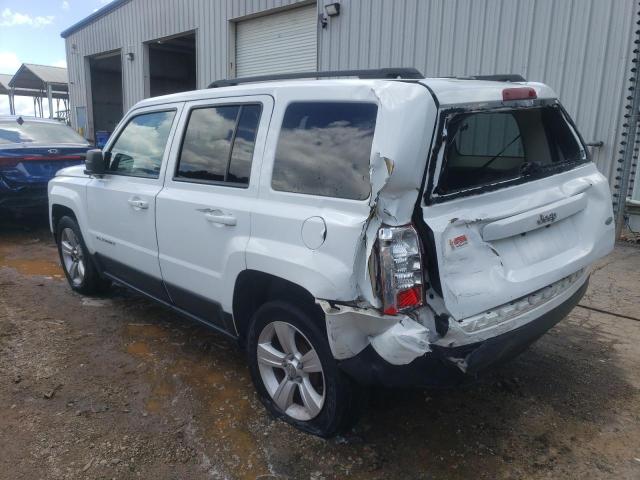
[84, 149, 106, 176]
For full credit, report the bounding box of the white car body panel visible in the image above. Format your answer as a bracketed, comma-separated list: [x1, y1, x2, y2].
[84, 103, 184, 285]
[47, 76, 615, 369]
[156, 95, 273, 317]
[422, 163, 614, 320]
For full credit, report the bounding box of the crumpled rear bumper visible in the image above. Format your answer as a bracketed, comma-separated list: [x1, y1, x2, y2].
[335, 278, 588, 388]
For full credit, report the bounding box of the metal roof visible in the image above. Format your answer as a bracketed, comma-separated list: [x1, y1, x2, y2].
[60, 0, 130, 38]
[9, 64, 68, 90]
[0, 74, 13, 94]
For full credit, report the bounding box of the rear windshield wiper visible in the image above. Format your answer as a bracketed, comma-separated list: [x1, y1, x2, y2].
[478, 134, 522, 171]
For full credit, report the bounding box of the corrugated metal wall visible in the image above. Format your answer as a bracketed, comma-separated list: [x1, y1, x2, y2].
[64, 0, 312, 136]
[320, 0, 638, 184]
[65, 0, 638, 186]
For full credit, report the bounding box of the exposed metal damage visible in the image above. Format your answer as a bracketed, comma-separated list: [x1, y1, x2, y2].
[326, 83, 439, 366]
[317, 300, 431, 365]
[321, 80, 614, 373]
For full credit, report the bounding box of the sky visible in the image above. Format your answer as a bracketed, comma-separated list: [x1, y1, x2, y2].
[0, 0, 113, 116]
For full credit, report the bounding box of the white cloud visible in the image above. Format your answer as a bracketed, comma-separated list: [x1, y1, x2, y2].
[0, 8, 54, 28]
[0, 52, 21, 75]
[62, 1, 70, 10]
[53, 59, 67, 68]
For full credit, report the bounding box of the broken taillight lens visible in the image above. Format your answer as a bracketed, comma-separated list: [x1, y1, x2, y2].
[377, 224, 424, 315]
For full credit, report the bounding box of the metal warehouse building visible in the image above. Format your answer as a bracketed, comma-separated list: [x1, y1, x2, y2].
[62, 0, 640, 221]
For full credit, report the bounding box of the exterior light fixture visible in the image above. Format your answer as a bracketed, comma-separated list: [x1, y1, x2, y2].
[325, 2, 340, 16]
[126, 52, 135, 61]
[320, 2, 340, 28]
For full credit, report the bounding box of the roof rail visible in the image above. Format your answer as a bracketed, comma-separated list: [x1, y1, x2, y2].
[459, 74, 527, 82]
[207, 68, 424, 88]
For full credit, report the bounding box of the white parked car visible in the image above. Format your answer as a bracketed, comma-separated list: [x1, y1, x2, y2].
[49, 69, 614, 437]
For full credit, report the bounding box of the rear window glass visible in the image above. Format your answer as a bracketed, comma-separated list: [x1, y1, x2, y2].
[436, 105, 586, 195]
[0, 120, 88, 145]
[271, 102, 377, 200]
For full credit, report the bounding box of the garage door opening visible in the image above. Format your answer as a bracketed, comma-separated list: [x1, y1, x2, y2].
[147, 32, 196, 97]
[235, 5, 317, 78]
[89, 52, 123, 145]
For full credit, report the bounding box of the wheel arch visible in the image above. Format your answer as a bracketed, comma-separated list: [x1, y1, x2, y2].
[232, 270, 324, 346]
[51, 204, 77, 239]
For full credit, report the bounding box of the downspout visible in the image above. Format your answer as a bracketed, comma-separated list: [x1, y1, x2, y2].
[615, 0, 640, 237]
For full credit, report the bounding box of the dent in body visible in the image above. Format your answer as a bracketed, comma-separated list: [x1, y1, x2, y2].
[321, 83, 437, 364]
[355, 82, 438, 307]
[424, 164, 614, 320]
[318, 300, 431, 365]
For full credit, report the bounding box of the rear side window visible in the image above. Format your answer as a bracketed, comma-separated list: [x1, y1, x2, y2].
[271, 102, 378, 200]
[176, 104, 261, 186]
[107, 110, 176, 178]
[436, 105, 586, 195]
[0, 120, 88, 145]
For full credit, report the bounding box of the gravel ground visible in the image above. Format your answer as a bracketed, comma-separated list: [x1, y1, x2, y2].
[1, 214, 639, 480]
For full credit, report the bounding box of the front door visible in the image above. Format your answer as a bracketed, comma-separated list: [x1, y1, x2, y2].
[156, 95, 272, 331]
[86, 106, 181, 301]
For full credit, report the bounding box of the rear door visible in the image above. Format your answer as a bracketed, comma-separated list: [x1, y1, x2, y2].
[86, 105, 181, 301]
[422, 102, 615, 320]
[155, 95, 272, 331]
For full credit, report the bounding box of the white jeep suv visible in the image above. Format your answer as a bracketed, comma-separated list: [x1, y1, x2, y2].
[49, 69, 614, 437]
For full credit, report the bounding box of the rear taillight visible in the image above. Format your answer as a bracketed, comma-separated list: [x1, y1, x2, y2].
[22, 155, 84, 161]
[0, 157, 21, 168]
[377, 224, 424, 315]
[0, 155, 83, 169]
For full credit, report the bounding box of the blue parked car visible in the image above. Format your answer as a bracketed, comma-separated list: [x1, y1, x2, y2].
[0, 116, 91, 213]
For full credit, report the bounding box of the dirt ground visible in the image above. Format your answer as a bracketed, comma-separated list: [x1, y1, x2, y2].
[1, 214, 639, 480]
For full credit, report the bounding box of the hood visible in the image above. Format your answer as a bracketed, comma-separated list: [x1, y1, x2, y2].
[55, 164, 87, 178]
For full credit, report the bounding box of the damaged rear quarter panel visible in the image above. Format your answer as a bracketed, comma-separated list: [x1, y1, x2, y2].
[356, 82, 438, 306]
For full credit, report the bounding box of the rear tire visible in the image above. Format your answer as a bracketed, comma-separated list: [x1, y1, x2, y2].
[55, 215, 110, 295]
[247, 300, 363, 437]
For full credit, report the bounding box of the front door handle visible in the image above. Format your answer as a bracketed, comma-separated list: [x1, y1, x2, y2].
[128, 198, 148, 210]
[197, 208, 237, 226]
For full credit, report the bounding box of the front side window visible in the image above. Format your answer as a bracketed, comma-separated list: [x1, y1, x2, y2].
[176, 104, 261, 186]
[436, 105, 586, 196]
[107, 110, 176, 178]
[271, 102, 378, 200]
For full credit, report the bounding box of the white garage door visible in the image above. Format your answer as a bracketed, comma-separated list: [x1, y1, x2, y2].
[236, 5, 317, 77]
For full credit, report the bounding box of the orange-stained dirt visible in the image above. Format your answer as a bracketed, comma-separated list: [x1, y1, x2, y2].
[1, 214, 640, 479]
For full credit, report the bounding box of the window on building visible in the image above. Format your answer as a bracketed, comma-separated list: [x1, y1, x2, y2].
[107, 110, 176, 178]
[176, 104, 261, 186]
[271, 102, 378, 200]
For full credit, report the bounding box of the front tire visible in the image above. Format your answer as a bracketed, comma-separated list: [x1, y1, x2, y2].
[56, 215, 110, 295]
[247, 300, 362, 437]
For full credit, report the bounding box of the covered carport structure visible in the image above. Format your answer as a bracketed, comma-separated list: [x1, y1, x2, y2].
[0, 74, 16, 114]
[6, 64, 69, 120]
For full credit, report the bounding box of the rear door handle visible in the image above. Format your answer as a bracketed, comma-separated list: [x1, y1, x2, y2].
[127, 198, 148, 210]
[197, 208, 237, 226]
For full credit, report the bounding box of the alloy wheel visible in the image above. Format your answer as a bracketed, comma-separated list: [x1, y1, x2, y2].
[60, 228, 85, 286]
[257, 320, 325, 421]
